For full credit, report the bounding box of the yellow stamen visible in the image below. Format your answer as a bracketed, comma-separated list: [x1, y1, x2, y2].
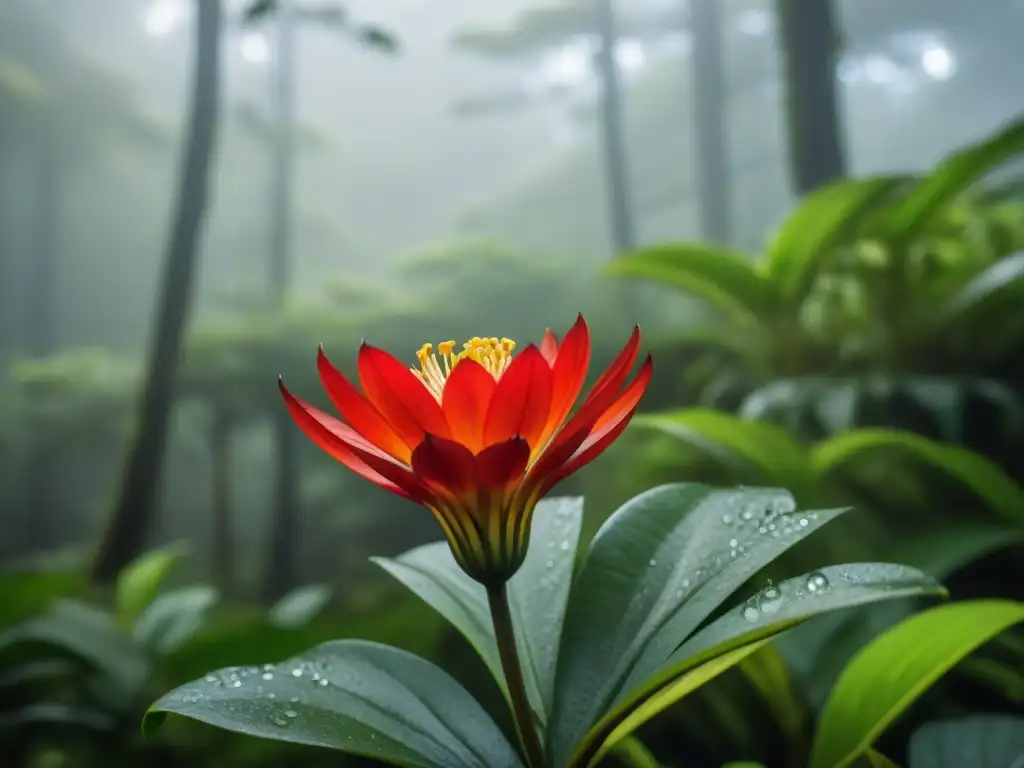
[411, 336, 516, 400]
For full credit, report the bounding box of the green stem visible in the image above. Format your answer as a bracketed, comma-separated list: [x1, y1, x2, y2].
[487, 583, 545, 768]
[610, 735, 662, 768]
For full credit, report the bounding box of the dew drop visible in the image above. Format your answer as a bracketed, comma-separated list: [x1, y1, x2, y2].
[743, 605, 760, 622]
[648, 558, 657, 567]
[559, 540, 570, 551]
[291, 668, 303, 678]
[728, 538, 738, 548]
[545, 559, 555, 568]
[204, 674, 217, 683]
[285, 709, 298, 718]
[270, 713, 289, 727]
[722, 513, 733, 524]
[806, 572, 830, 592]
[231, 680, 242, 688]
[262, 672, 274, 681]
[799, 517, 809, 527]
[741, 509, 754, 521]
[318, 677, 329, 687]
[681, 578, 690, 588]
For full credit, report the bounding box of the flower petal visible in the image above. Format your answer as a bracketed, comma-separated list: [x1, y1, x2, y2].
[540, 328, 559, 366]
[475, 437, 532, 580]
[482, 344, 553, 450]
[317, 346, 411, 462]
[358, 343, 452, 443]
[441, 359, 496, 453]
[475, 436, 531, 491]
[535, 314, 590, 450]
[410, 434, 477, 497]
[542, 354, 653, 491]
[278, 379, 424, 501]
[544, 324, 641, 456]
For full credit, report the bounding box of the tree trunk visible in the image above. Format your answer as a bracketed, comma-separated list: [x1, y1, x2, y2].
[690, 0, 730, 243]
[594, 0, 636, 255]
[92, 0, 223, 582]
[775, 0, 847, 194]
[263, 0, 300, 600]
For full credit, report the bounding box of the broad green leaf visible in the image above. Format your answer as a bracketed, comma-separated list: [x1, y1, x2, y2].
[0, 569, 83, 628]
[605, 243, 770, 326]
[633, 410, 817, 501]
[810, 599, 1024, 768]
[908, 715, 1024, 768]
[776, 521, 1024, 708]
[880, 118, 1024, 245]
[133, 585, 219, 656]
[764, 176, 911, 302]
[8, 599, 149, 701]
[547, 484, 849, 767]
[577, 564, 941, 768]
[811, 428, 1024, 526]
[269, 583, 332, 629]
[144, 639, 524, 768]
[373, 496, 583, 727]
[117, 542, 191, 628]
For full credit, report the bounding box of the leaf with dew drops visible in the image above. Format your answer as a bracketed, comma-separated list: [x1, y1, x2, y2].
[144, 640, 523, 768]
[547, 483, 851, 767]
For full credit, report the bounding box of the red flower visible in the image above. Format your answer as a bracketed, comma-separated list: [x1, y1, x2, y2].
[279, 314, 652, 585]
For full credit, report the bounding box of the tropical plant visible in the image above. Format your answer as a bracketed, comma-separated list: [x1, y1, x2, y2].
[0, 545, 438, 766]
[605, 119, 1024, 433]
[145, 484, 943, 768]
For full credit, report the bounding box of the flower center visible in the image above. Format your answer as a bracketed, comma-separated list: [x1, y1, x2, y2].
[412, 336, 516, 400]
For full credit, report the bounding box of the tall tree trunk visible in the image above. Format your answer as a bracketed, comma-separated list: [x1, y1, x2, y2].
[263, 0, 300, 600]
[775, 0, 847, 194]
[92, 0, 223, 582]
[594, 0, 636, 255]
[690, 0, 730, 243]
[22, 109, 60, 550]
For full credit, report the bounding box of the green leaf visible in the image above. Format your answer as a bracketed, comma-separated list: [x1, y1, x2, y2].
[809, 599, 1024, 768]
[908, 715, 1024, 768]
[609, 736, 662, 768]
[578, 563, 943, 768]
[547, 484, 849, 767]
[811, 428, 1024, 526]
[940, 251, 1024, 332]
[373, 496, 582, 728]
[605, 243, 770, 326]
[764, 176, 911, 303]
[9, 599, 149, 701]
[880, 118, 1024, 245]
[269, 583, 332, 629]
[133, 586, 219, 656]
[632, 410, 816, 502]
[0, 569, 83, 628]
[116, 542, 191, 628]
[775, 521, 1024, 709]
[145, 639, 524, 768]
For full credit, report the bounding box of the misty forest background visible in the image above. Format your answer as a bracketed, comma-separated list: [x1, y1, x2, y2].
[2, 0, 1024, 766]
